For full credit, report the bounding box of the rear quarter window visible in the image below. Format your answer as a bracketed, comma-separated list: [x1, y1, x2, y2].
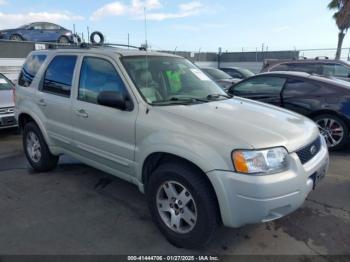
[18, 54, 47, 87]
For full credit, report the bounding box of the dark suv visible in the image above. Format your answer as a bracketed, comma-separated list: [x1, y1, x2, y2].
[261, 57, 350, 82]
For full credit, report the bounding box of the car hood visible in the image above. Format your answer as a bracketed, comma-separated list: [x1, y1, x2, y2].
[0, 89, 14, 108]
[158, 97, 319, 153]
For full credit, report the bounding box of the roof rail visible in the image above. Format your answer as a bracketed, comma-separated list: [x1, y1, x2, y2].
[47, 43, 90, 50]
[315, 56, 329, 60]
[104, 43, 147, 51]
[47, 32, 147, 51]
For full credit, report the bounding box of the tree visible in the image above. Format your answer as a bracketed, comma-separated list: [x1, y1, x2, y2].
[329, 0, 350, 60]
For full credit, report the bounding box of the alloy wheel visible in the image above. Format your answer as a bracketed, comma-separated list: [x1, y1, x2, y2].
[316, 117, 344, 148]
[156, 181, 197, 234]
[26, 131, 42, 163]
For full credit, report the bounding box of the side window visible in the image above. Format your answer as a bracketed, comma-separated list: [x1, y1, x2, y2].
[322, 64, 350, 78]
[78, 57, 127, 104]
[234, 76, 286, 95]
[270, 64, 292, 72]
[30, 23, 43, 30]
[18, 54, 47, 87]
[44, 23, 60, 30]
[42, 56, 77, 97]
[284, 79, 333, 96]
[290, 63, 319, 74]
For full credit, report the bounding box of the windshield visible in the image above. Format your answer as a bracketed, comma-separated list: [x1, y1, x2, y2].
[121, 56, 227, 105]
[202, 68, 232, 80]
[0, 74, 13, 90]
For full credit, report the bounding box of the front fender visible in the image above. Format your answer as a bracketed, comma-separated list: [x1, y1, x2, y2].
[134, 131, 231, 183]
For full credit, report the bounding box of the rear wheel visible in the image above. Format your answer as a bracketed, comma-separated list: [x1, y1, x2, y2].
[23, 122, 59, 172]
[9, 34, 23, 41]
[58, 36, 69, 44]
[147, 162, 219, 249]
[313, 114, 349, 150]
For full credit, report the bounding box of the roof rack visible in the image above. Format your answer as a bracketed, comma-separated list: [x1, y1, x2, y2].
[315, 56, 329, 60]
[48, 31, 147, 51]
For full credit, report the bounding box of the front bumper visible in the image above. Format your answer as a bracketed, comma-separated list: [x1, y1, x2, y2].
[0, 113, 18, 129]
[207, 138, 329, 228]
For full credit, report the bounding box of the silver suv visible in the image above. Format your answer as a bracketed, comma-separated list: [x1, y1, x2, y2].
[15, 46, 329, 249]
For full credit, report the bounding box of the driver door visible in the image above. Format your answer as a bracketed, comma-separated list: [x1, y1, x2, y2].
[71, 55, 137, 179]
[230, 76, 286, 106]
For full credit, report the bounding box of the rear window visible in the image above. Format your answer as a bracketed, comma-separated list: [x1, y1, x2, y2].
[0, 74, 13, 90]
[18, 54, 47, 87]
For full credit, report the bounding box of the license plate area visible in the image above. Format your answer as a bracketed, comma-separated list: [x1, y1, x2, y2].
[310, 164, 327, 189]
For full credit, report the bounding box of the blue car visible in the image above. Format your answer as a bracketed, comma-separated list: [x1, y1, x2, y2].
[0, 22, 75, 43]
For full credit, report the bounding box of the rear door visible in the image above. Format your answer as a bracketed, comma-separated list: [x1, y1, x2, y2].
[71, 55, 137, 179]
[41, 23, 61, 42]
[37, 54, 78, 149]
[231, 76, 286, 106]
[282, 78, 330, 116]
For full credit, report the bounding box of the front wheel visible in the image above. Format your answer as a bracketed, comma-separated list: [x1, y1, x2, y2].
[23, 122, 59, 172]
[9, 34, 23, 41]
[314, 114, 349, 150]
[147, 162, 219, 249]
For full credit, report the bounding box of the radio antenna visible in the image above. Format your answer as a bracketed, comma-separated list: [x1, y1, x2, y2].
[144, 7, 148, 49]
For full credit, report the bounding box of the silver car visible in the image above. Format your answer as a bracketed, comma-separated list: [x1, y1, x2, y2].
[0, 73, 17, 129]
[15, 47, 329, 249]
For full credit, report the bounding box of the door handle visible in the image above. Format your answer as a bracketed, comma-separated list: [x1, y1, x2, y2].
[75, 109, 88, 118]
[38, 98, 46, 107]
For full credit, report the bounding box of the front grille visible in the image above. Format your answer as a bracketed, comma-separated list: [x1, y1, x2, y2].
[296, 137, 321, 165]
[0, 107, 14, 115]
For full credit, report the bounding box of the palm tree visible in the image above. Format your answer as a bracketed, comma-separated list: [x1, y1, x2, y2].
[329, 0, 350, 59]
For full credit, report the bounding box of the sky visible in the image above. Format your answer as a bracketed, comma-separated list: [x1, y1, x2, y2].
[0, 0, 348, 52]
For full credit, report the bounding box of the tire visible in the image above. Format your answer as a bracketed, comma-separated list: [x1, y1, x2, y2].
[23, 122, 59, 172]
[146, 162, 219, 249]
[313, 114, 349, 151]
[58, 36, 69, 44]
[9, 34, 23, 41]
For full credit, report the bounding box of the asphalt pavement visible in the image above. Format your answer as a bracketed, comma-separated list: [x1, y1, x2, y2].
[0, 128, 349, 256]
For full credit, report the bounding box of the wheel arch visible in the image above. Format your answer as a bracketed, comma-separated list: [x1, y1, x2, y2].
[18, 112, 50, 145]
[308, 109, 350, 128]
[141, 152, 222, 223]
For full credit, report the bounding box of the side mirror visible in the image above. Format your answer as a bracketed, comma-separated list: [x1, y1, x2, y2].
[227, 86, 235, 95]
[97, 91, 127, 110]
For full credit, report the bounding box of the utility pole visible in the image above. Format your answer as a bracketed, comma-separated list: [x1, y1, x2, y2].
[218, 47, 222, 69]
[128, 33, 130, 48]
[87, 27, 90, 43]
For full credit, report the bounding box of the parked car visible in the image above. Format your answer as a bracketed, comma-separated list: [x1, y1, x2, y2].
[220, 66, 255, 79]
[15, 47, 329, 249]
[261, 57, 350, 82]
[0, 22, 76, 43]
[201, 67, 240, 90]
[228, 71, 350, 150]
[0, 73, 17, 129]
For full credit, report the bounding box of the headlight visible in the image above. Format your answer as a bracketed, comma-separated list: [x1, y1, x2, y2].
[232, 147, 289, 175]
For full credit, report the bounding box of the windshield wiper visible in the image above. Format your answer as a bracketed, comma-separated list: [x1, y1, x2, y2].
[206, 94, 232, 100]
[169, 97, 211, 102]
[151, 97, 210, 106]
